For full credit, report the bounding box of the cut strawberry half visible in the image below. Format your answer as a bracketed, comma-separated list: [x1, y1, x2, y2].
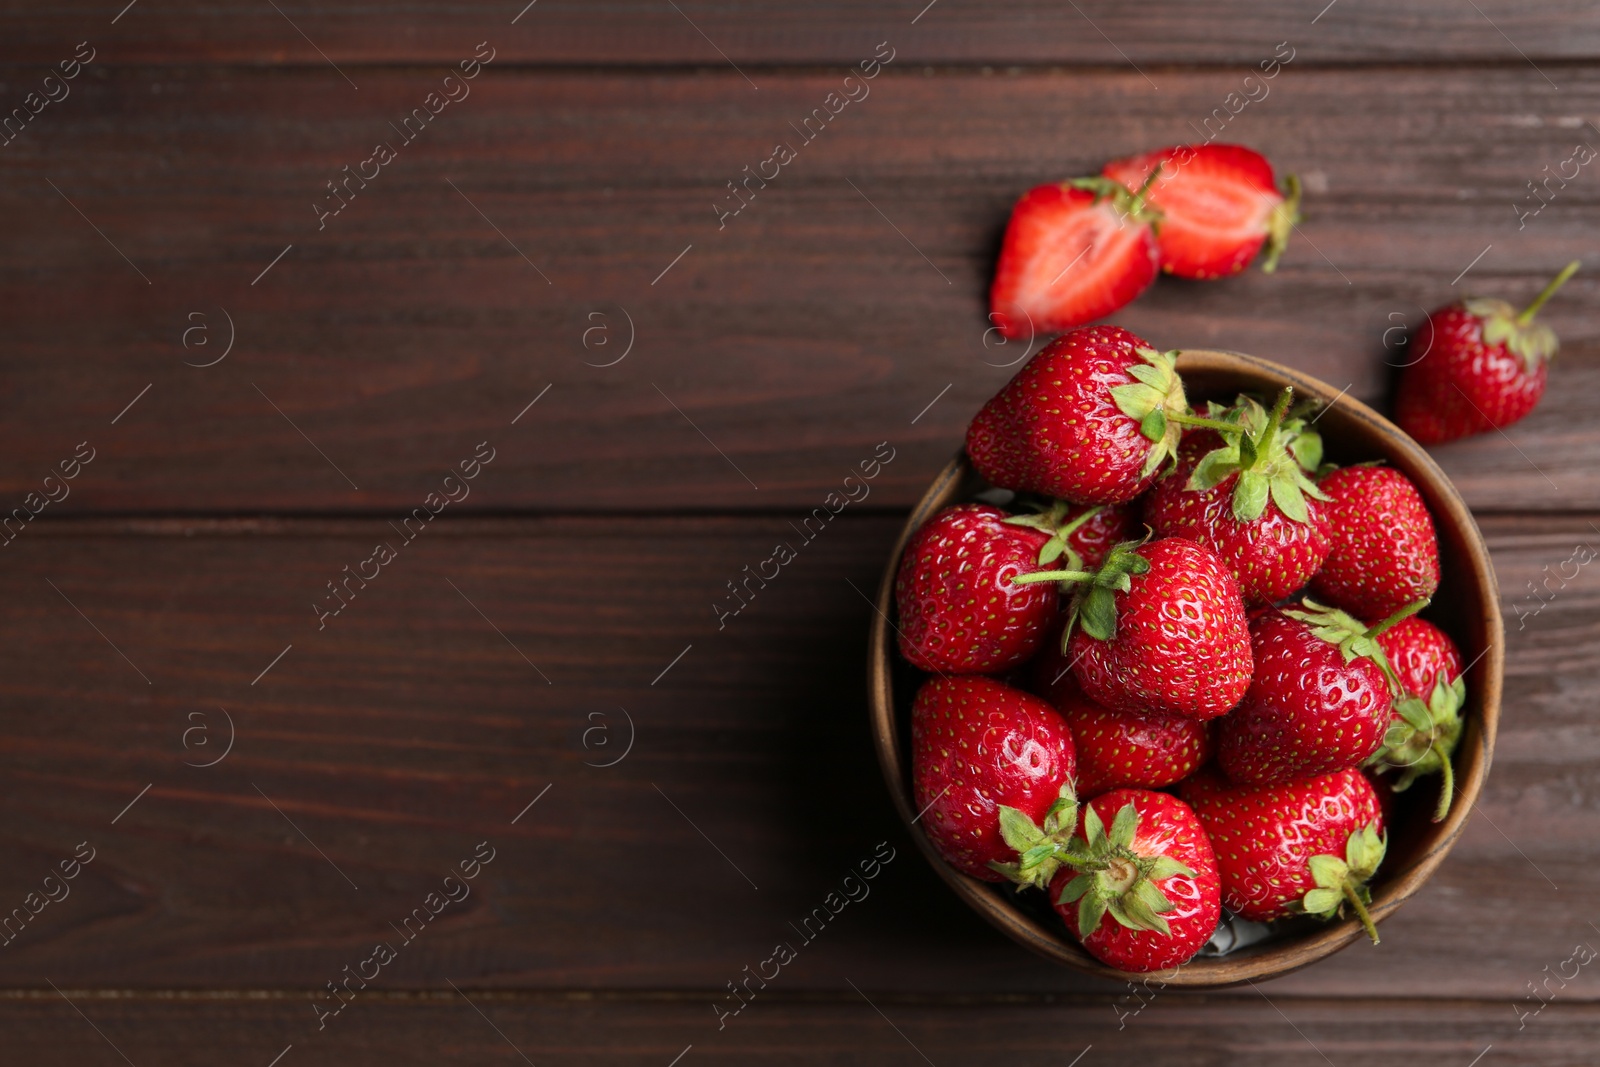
[988, 179, 1161, 341]
[1103, 144, 1300, 280]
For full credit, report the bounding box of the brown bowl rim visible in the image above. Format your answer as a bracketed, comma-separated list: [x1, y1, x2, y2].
[866, 348, 1504, 988]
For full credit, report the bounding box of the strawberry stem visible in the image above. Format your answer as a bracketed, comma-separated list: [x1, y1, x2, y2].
[1342, 880, 1381, 945]
[1056, 505, 1103, 539]
[1012, 569, 1094, 586]
[1432, 746, 1456, 824]
[1167, 412, 1245, 435]
[1250, 386, 1295, 470]
[1517, 260, 1580, 325]
[1363, 598, 1430, 640]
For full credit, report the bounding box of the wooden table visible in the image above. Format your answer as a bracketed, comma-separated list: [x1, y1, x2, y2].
[1, 3, 1596, 1063]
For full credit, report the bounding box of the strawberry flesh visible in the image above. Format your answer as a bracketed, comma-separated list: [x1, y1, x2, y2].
[1103, 144, 1294, 280]
[989, 183, 1159, 340]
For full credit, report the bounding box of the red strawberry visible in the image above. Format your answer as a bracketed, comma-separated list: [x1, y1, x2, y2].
[1310, 465, 1440, 620]
[1181, 767, 1387, 942]
[1016, 536, 1253, 721]
[1395, 261, 1579, 444]
[912, 676, 1079, 888]
[1142, 388, 1332, 604]
[1369, 616, 1467, 821]
[1218, 600, 1420, 786]
[988, 180, 1160, 340]
[1050, 684, 1214, 797]
[1102, 144, 1300, 279]
[1378, 615, 1464, 698]
[966, 326, 1189, 505]
[1049, 790, 1220, 972]
[894, 503, 1062, 675]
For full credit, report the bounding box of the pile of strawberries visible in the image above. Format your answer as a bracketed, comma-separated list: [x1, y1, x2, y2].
[897, 325, 1473, 973]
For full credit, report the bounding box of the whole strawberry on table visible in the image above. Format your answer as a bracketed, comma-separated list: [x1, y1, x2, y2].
[897, 323, 1470, 973]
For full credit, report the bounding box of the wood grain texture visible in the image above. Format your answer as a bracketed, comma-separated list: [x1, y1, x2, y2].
[0, 993, 1591, 1067]
[2, 0, 1599, 66]
[0, 66, 1595, 513]
[0, 514, 1592, 1000]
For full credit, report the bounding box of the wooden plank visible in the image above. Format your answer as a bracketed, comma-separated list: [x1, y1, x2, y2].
[0, 993, 1592, 1066]
[1, 66, 1596, 513]
[3, 1, 1600, 66]
[0, 514, 1592, 999]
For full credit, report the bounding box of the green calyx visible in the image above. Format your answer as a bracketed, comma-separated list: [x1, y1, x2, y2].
[1184, 387, 1329, 525]
[1108, 347, 1189, 481]
[1366, 670, 1465, 823]
[988, 785, 1082, 891]
[1466, 259, 1579, 372]
[1280, 597, 1429, 695]
[1055, 802, 1193, 940]
[1012, 537, 1152, 645]
[1292, 823, 1387, 944]
[1068, 166, 1167, 229]
[1003, 500, 1105, 574]
[1261, 173, 1302, 274]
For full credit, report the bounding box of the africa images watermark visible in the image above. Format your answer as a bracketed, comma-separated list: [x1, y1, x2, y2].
[712, 840, 897, 1029]
[312, 839, 498, 1030]
[0, 40, 96, 149]
[314, 41, 498, 231]
[313, 441, 497, 629]
[714, 41, 897, 230]
[713, 441, 896, 630]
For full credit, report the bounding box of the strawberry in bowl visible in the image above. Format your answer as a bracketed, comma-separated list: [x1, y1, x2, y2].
[870, 342, 1502, 986]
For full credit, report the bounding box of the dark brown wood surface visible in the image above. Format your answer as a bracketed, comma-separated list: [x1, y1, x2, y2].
[5, 2, 1600, 1062]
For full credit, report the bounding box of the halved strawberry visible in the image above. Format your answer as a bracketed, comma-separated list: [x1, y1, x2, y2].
[1103, 144, 1300, 280]
[988, 181, 1160, 340]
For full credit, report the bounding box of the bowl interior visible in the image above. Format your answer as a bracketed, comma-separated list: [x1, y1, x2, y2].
[867, 349, 1503, 987]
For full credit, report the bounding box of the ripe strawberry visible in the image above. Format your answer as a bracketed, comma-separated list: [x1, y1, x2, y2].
[1049, 790, 1221, 972]
[1142, 388, 1332, 604]
[1181, 767, 1387, 942]
[1310, 465, 1440, 620]
[1015, 536, 1253, 721]
[894, 504, 1061, 675]
[989, 180, 1160, 340]
[1395, 261, 1579, 444]
[1370, 616, 1466, 821]
[911, 676, 1078, 888]
[966, 326, 1189, 505]
[1218, 599, 1421, 786]
[1102, 143, 1300, 279]
[1050, 683, 1214, 797]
